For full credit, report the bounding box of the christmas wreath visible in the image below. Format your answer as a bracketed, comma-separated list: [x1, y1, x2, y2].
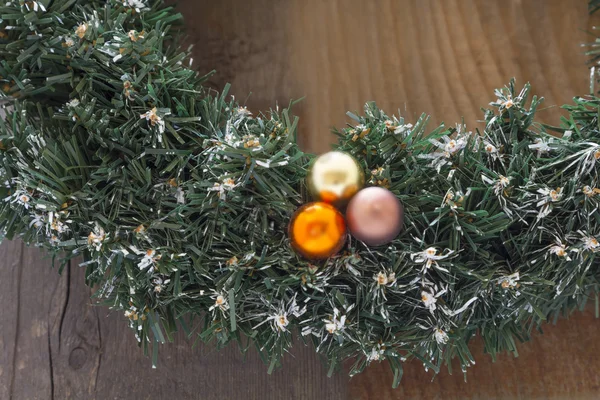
[1, 0, 599, 387]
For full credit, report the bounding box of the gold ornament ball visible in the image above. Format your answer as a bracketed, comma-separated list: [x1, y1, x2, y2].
[346, 187, 403, 246]
[289, 202, 347, 259]
[307, 151, 364, 205]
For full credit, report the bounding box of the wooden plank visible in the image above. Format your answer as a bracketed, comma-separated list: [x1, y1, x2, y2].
[48, 258, 101, 399]
[0, 241, 102, 399]
[188, 0, 592, 153]
[4, 243, 59, 400]
[0, 240, 23, 400]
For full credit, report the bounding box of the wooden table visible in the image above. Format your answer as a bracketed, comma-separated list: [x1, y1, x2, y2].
[2, 1, 599, 399]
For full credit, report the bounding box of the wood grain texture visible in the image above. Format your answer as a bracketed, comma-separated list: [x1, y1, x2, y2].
[188, 0, 593, 153]
[2, 0, 600, 399]
[0, 240, 23, 399]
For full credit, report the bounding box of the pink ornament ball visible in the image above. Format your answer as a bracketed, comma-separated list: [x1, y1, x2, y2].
[346, 187, 403, 246]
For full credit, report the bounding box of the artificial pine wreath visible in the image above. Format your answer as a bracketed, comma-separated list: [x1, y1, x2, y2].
[1, 0, 599, 387]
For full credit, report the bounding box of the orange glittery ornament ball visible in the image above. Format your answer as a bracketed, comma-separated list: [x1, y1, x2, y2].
[289, 202, 347, 259]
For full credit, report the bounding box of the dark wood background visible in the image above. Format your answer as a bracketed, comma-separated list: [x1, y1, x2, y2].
[1, 1, 600, 399]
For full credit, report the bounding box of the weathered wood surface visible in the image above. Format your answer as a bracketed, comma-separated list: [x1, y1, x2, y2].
[2, 0, 600, 399]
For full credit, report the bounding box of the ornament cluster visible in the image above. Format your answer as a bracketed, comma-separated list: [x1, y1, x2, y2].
[289, 151, 404, 259]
